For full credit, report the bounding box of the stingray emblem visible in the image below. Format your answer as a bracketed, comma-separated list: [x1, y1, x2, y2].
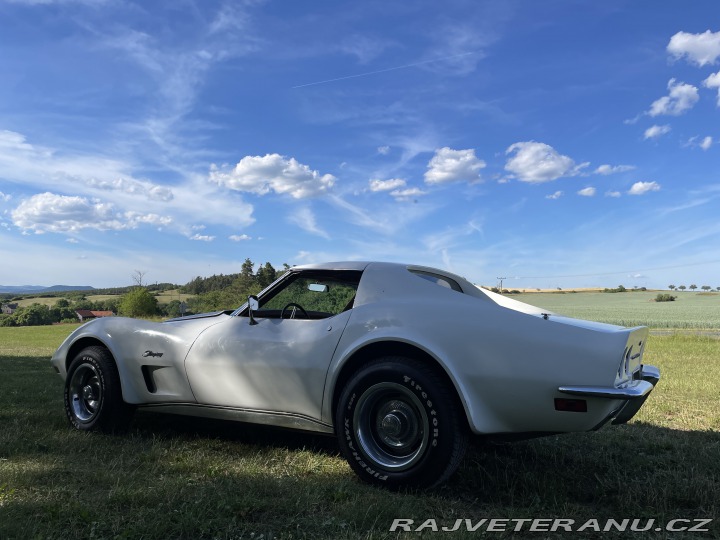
[142, 350, 164, 358]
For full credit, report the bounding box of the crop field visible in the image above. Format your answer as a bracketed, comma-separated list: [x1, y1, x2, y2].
[1, 319, 719, 538]
[514, 291, 720, 329]
[8, 290, 194, 309]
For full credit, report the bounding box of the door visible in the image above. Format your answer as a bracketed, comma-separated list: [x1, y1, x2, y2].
[184, 269, 361, 420]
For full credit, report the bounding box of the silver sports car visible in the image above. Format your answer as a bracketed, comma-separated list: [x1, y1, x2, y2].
[51, 261, 660, 488]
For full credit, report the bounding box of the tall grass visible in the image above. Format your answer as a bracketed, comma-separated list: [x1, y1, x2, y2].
[0, 327, 718, 538]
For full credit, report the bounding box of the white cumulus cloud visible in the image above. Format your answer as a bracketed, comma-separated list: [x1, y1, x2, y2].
[11, 192, 174, 234]
[209, 154, 335, 199]
[229, 234, 251, 241]
[703, 71, 720, 106]
[605, 191, 622, 198]
[504, 142, 581, 183]
[648, 79, 699, 116]
[369, 178, 406, 192]
[644, 125, 671, 140]
[546, 191, 563, 200]
[424, 147, 485, 185]
[701, 136, 713, 150]
[668, 30, 720, 67]
[578, 187, 596, 197]
[12, 193, 122, 233]
[628, 181, 661, 195]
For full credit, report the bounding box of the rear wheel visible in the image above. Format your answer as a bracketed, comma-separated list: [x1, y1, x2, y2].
[335, 356, 467, 489]
[64, 346, 134, 433]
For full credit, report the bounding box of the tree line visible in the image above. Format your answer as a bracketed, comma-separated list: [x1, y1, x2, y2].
[668, 285, 719, 292]
[0, 259, 287, 326]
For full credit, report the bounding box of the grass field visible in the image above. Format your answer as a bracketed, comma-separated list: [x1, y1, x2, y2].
[1, 323, 718, 539]
[514, 291, 720, 329]
[11, 290, 195, 309]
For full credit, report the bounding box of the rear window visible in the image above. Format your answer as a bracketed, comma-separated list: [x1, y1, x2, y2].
[409, 270, 463, 292]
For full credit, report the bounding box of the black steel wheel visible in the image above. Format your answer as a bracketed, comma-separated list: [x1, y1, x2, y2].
[335, 356, 467, 489]
[64, 346, 134, 433]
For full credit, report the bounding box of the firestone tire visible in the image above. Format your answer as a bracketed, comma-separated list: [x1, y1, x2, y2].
[64, 346, 135, 433]
[335, 356, 468, 489]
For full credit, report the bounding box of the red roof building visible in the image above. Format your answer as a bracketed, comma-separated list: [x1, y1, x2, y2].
[75, 310, 114, 322]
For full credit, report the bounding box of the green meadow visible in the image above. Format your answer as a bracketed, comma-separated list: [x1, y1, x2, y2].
[515, 291, 720, 329]
[0, 305, 718, 539]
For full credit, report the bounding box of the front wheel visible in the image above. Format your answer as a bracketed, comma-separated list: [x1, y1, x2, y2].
[64, 346, 135, 433]
[335, 356, 467, 489]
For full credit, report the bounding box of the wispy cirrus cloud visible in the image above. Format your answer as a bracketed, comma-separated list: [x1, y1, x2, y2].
[287, 207, 330, 239]
[229, 234, 251, 242]
[594, 164, 636, 175]
[1, 129, 254, 234]
[644, 125, 671, 140]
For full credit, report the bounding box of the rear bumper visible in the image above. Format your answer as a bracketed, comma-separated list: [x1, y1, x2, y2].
[558, 364, 660, 425]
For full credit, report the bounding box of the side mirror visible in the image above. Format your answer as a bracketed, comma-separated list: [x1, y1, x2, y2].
[248, 295, 259, 325]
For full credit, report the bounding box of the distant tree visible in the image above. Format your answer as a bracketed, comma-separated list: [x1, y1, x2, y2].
[73, 299, 94, 310]
[50, 300, 76, 321]
[118, 288, 158, 318]
[603, 285, 628, 293]
[241, 258, 254, 278]
[162, 300, 185, 318]
[14, 304, 53, 326]
[689, 284, 697, 291]
[132, 270, 147, 287]
[256, 262, 277, 289]
[668, 285, 676, 290]
[655, 294, 676, 302]
[701, 285, 711, 292]
[678, 285, 686, 292]
[717, 287, 720, 292]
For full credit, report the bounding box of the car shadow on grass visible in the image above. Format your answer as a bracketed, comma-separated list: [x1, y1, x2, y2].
[131, 409, 341, 456]
[130, 409, 720, 516]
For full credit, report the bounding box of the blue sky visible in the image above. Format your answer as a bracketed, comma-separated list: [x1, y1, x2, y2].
[1, 0, 720, 290]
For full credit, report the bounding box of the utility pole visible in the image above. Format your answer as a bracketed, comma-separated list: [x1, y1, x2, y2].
[497, 276, 507, 293]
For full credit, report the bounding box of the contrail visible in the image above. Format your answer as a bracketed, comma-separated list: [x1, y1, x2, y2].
[292, 52, 477, 89]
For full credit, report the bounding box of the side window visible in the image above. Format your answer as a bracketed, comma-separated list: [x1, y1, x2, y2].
[410, 270, 463, 292]
[259, 272, 360, 318]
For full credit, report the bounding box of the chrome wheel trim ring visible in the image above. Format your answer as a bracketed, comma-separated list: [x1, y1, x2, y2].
[68, 362, 102, 423]
[354, 382, 429, 471]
